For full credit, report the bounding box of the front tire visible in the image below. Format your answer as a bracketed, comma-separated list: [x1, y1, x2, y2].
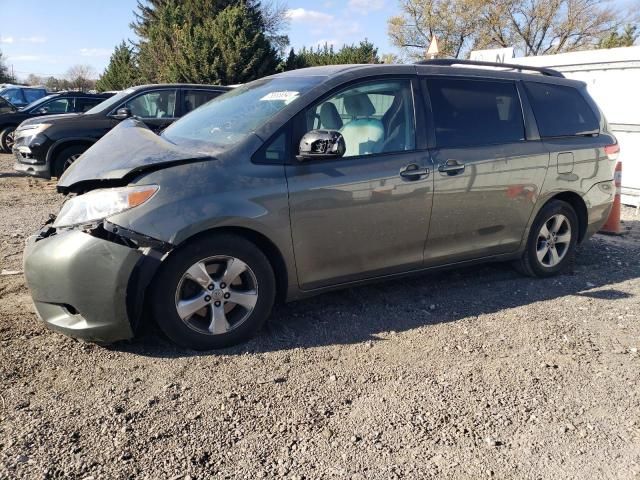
[53, 145, 87, 178]
[0, 126, 16, 153]
[151, 234, 276, 350]
[515, 200, 578, 277]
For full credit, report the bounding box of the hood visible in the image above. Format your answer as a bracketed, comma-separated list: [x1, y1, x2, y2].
[58, 118, 211, 193]
[20, 112, 83, 127]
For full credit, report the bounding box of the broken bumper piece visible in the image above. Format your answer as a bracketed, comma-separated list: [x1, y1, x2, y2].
[23, 227, 161, 343]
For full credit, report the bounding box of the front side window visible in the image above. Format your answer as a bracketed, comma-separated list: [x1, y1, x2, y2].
[524, 82, 599, 137]
[24, 89, 45, 103]
[41, 98, 72, 113]
[125, 90, 177, 118]
[304, 80, 416, 157]
[428, 78, 525, 148]
[183, 89, 222, 114]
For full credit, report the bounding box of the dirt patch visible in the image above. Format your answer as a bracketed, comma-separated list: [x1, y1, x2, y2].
[1, 153, 639, 479]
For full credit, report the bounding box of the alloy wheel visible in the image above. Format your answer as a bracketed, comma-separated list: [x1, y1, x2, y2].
[5, 130, 15, 150]
[174, 256, 259, 336]
[63, 153, 81, 171]
[536, 214, 571, 267]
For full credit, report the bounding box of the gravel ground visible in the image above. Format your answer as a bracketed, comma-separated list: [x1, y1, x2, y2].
[1, 152, 639, 479]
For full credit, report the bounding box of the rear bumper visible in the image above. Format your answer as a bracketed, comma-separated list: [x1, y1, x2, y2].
[23, 229, 148, 343]
[583, 180, 615, 240]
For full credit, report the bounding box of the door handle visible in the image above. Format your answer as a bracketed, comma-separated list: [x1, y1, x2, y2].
[438, 160, 465, 175]
[400, 163, 430, 180]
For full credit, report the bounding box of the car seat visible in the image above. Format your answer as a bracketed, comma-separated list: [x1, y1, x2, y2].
[319, 102, 343, 130]
[340, 93, 384, 156]
[380, 94, 409, 153]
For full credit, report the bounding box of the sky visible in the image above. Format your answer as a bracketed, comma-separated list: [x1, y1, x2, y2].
[0, 0, 396, 81]
[0, 0, 635, 81]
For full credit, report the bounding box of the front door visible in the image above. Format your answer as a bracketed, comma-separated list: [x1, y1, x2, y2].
[286, 78, 433, 290]
[423, 77, 549, 265]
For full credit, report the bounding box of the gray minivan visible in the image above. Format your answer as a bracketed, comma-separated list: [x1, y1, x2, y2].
[23, 61, 618, 349]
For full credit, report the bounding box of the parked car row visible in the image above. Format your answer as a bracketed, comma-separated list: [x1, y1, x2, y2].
[0, 91, 113, 153]
[11, 83, 230, 177]
[0, 84, 48, 108]
[20, 61, 618, 350]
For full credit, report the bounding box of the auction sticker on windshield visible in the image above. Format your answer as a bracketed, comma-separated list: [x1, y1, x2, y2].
[260, 91, 299, 103]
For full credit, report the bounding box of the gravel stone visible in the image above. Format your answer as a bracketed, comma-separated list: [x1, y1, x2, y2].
[1, 153, 640, 479]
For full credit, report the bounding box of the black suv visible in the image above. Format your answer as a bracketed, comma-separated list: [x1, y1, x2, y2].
[0, 85, 47, 108]
[13, 84, 230, 178]
[0, 92, 113, 153]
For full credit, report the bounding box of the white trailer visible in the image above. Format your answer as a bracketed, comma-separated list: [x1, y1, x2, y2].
[512, 46, 640, 206]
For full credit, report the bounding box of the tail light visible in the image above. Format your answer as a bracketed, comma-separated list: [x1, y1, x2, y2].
[605, 143, 620, 161]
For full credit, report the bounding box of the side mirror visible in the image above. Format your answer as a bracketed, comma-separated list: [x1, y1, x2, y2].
[36, 107, 49, 114]
[297, 129, 346, 161]
[112, 107, 132, 120]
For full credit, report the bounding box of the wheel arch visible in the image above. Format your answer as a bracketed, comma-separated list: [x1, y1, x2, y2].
[46, 138, 96, 174]
[548, 191, 588, 243]
[0, 122, 19, 131]
[170, 226, 290, 304]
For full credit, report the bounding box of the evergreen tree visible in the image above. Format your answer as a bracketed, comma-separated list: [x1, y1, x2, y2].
[283, 40, 380, 69]
[132, 0, 285, 83]
[96, 41, 140, 91]
[209, 5, 279, 84]
[599, 25, 639, 49]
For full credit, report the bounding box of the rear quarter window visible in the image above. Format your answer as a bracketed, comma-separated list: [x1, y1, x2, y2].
[524, 82, 599, 137]
[183, 89, 223, 114]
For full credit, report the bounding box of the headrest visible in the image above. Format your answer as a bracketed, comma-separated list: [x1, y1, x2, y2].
[319, 102, 343, 130]
[344, 93, 375, 117]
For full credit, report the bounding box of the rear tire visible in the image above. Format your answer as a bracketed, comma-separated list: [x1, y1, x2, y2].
[151, 234, 276, 350]
[53, 145, 87, 178]
[0, 126, 16, 153]
[515, 200, 578, 278]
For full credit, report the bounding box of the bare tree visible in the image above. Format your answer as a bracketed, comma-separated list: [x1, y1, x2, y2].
[260, 0, 290, 55]
[388, 0, 485, 59]
[388, 0, 631, 59]
[25, 73, 43, 86]
[478, 0, 624, 56]
[66, 64, 97, 91]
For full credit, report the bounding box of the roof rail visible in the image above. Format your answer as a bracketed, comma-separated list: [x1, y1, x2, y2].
[416, 59, 565, 78]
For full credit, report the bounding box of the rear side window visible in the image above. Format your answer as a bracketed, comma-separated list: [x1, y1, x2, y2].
[524, 82, 599, 137]
[24, 89, 45, 104]
[428, 78, 525, 148]
[183, 90, 222, 114]
[74, 97, 104, 112]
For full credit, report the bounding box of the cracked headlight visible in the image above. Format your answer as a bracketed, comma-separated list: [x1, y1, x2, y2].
[53, 185, 159, 229]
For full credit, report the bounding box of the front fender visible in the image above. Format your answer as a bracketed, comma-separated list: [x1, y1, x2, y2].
[107, 159, 298, 293]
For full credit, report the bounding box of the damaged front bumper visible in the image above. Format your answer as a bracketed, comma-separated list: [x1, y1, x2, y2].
[23, 224, 165, 343]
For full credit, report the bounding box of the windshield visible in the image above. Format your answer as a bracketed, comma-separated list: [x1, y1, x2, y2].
[22, 94, 59, 112]
[162, 76, 324, 150]
[84, 88, 132, 114]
